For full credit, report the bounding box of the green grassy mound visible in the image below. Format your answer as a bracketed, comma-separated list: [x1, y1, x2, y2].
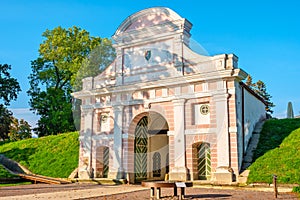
[0, 132, 79, 178]
[248, 118, 300, 184]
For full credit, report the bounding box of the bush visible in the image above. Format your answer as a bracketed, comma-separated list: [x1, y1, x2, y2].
[292, 186, 300, 193]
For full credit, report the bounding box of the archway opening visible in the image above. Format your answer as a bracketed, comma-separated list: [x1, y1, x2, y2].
[134, 112, 169, 182]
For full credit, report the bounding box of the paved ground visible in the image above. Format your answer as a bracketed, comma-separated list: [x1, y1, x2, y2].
[0, 183, 298, 200]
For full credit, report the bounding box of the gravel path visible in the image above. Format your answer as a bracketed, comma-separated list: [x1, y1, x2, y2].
[0, 183, 298, 200]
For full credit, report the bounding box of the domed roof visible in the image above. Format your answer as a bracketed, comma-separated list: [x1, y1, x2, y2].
[114, 7, 184, 36]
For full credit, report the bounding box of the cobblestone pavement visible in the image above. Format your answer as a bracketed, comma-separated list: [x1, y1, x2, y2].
[0, 183, 298, 200]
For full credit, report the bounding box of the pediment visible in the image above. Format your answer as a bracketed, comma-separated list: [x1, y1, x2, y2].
[114, 7, 183, 36]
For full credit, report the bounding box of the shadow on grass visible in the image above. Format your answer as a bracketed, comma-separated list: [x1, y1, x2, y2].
[2, 147, 36, 164]
[0, 147, 36, 173]
[253, 118, 300, 161]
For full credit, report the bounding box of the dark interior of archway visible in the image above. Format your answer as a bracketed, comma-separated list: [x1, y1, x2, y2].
[147, 112, 169, 135]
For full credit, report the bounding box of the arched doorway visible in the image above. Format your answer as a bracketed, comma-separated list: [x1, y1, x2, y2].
[133, 112, 169, 182]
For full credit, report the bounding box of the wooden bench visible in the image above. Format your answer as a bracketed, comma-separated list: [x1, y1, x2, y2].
[141, 181, 193, 199]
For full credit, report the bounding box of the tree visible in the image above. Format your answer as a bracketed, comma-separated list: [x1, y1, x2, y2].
[0, 64, 21, 106]
[8, 118, 31, 141]
[0, 64, 21, 140]
[245, 75, 254, 87]
[0, 105, 13, 140]
[28, 26, 115, 136]
[253, 80, 275, 114]
[73, 38, 115, 91]
[287, 101, 294, 118]
[244, 75, 275, 115]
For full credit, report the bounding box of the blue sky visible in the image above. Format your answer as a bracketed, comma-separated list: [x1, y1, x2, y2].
[1, 0, 300, 127]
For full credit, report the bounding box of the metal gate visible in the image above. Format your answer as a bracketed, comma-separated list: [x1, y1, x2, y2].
[134, 116, 148, 182]
[152, 152, 161, 177]
[197, 143, 211, 180]
[103, 147, 109, 178]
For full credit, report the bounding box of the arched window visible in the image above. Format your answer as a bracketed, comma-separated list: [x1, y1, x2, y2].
[153, 152, 161, 177]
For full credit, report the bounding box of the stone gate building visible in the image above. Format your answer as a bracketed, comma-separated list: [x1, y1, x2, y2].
[72, 7, 266, 183]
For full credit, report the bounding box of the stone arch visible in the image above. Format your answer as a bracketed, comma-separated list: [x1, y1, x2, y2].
[127, 111, 170, 182]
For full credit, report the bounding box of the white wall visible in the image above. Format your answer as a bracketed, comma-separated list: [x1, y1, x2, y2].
[235, 83, 244, 170]
[235, 83, 266, 170]
[243, 88, 266, 151]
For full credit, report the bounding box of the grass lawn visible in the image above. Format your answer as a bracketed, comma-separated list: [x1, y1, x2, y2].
[0, 182, 32, 187]
[0, 132, 79, 178]
[248, 118, 300, 184]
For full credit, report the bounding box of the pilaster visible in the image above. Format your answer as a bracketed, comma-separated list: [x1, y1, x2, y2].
[169, 99, 188, 181]
[212, 92, 233, 183]
[78, 106, 94, 179]
[108, 105, 124, 179]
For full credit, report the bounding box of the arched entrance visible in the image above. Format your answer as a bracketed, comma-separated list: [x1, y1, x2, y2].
[134, 112, 169, 182]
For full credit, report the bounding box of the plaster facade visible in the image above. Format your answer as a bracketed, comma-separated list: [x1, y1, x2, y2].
[72, 7, 267, 183]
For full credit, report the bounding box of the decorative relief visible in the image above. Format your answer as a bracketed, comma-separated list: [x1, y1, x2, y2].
[99, 113, 110, 132]
[144, 50, 151, 61]
[194, 104, 210, 125]
[200, 104, 209, 115]
[123, 40, 173, 70]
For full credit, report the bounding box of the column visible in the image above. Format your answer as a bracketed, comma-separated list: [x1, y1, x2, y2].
[169, 99, 188, 181]
[212, 93, 233, 183]
[78, 106, 93, 179]
[108, 105, 124, 179]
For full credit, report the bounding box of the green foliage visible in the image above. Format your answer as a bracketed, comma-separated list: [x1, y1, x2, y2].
[0, 182, 32, 187]
[293, 186, 300, 193]
[0, 105, 13, 141]
[248, 119, 300, 184]
[253, 118, 300, 160]
[0, 64, 21, 141]
[27, 26, 115, 136]
[245, 75, 254, 87]
[254, 80, 275, 114]
[39, 26, 101, 87]
[0, 164, 17, 178]
[0, 132, 79, 178]
[8, 118, 31, 141]
[0, 64, 21, 106]
[244, 75, 274, 114]
[32, 87, 75, 136]
[73, 38, 115, 91]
